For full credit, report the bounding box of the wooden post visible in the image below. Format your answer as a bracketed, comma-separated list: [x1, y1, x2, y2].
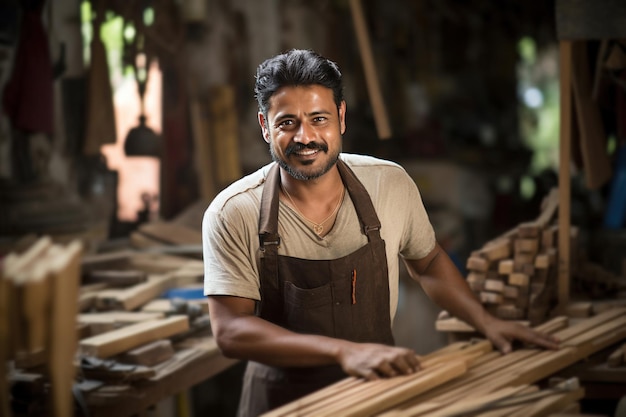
[558, 40, 573, 314]
[348, 0, 392, 140]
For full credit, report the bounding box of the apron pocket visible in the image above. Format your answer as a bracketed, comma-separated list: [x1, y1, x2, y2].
[283, 281, 334, 335]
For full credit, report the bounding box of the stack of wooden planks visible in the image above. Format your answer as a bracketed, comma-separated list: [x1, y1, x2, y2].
[263, 308, 626, 417]
[1, 236, 83, 417]
[460, 189, 580, 325]
[2, 233, 222, 416]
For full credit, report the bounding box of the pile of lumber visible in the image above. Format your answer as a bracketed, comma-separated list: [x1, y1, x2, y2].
[1, 236, 83, 417]
[1, 233, 222, 417]
[462, 222, 574, 325]
[461, 189, 578, 325]
[263, 308, 626, 417]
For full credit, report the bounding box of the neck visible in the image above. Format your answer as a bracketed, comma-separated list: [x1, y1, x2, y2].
[279, 165, 342, 202]
[279, 166, 345, 230]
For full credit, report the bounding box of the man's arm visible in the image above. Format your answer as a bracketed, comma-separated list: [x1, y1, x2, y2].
[403, 243, 559, 353]
[207, 295, 420, 379]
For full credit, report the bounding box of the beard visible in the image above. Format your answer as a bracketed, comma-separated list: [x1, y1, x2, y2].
[270, 141, 340, 180]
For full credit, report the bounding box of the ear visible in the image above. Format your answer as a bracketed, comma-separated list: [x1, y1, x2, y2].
[258, 112, 270, 143]
[339, 101, 347, 135]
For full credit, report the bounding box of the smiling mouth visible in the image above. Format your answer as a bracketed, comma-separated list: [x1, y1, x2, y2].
[286, 143, 328, 157]
[295, 148, 319, 156]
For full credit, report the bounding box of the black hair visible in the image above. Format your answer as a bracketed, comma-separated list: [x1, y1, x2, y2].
[254, 49, 344, 117]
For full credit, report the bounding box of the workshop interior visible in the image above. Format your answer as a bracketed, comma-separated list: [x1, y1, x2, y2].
[0, 0, 625, 416]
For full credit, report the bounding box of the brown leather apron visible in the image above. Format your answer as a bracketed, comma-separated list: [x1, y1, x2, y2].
[237, 160, 394, 417]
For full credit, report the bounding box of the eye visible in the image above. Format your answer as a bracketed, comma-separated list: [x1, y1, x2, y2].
[313, 116, 328, 123]
[277, 119, 296, 130]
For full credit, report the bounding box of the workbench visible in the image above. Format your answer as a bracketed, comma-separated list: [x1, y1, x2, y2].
[84, 336, 238, 417]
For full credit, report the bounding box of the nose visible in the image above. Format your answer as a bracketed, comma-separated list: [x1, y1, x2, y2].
[293, 122, 314, 144]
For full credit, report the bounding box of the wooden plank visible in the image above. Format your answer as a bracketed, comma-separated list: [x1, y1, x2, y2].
[435, 317, 476, 332]
[555, 307, 625, 341]
[419, 384, 532, 417]
[400, 350, 538, 408]
[189, 90, 215, 200]
[514, 317, 626, 386]
[78, 311, 165, 325]
[517, 222, 541, 238]
[262, 360, 467, 417]
[261, 377, 363, 417]
[466, 256, 489, 272]
[606, 343, 625, 367]
[571, 41, 612, 189]
[509, 273, 530, 287]
[513, 253, 535, 268]
[0, 269, 10, 417]
[14, 260, 51, 354]
[515, 238, 539, 254]
[484, 279, 505, 293]
[209, 85, 242, 186]
[137, 221, 202, 246]
[348, 0, 391, 140]
[480, 292, 503, 304]
[47, 241, 83, 417]
[3, 236, 52, 278]
[119, 339, 175, 367]
[534, 188, 560, 229]
[502, 285, 520, 299]
[96, 275, 176, 311]
[507, 386, 585, 417]
[128, 252, 202, 274]
[558, 39, 572, 314]
[84, 269, 147, 287]
[479, 239, 512, 262]
[79, 316, 189, 358]
[300, 361, 466, 417]
[498, 259, 514, 274]
[534, 254, 550, 269]
[420, 340, 492, 369]
[565, 302, 592, 318]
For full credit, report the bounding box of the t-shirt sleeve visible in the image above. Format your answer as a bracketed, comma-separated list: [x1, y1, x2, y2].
[397, 170, 436, 260]
[202, 204, 261, 300]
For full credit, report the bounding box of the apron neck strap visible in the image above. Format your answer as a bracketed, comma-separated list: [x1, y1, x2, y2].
[258, 163, 281, 249]
[336, 159, 382, 240]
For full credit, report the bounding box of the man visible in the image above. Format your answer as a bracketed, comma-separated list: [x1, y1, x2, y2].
[202, 49, 559, 417]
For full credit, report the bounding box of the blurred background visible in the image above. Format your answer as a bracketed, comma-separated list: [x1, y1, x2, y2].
[1, 0, 626, 415]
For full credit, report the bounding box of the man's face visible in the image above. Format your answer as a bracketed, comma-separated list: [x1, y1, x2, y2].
[259, 85, 346, 181]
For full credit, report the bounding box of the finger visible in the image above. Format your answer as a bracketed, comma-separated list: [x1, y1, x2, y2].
[526, 330, 560, 350]
[410, 354, 422, 371]
[491, 335, 512, 354]
[390, 355, 417, 375]
[376, 361, 398, 378]
[363, 369, 379, 381]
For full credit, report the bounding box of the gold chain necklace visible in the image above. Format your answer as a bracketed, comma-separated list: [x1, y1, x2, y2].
[281, 184, 345, 236]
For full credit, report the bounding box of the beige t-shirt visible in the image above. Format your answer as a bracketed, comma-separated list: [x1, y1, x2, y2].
[202, 153, 436, 320]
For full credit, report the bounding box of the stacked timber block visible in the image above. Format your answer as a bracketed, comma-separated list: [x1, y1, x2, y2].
[264, 309, 626, 417]
[464, 221, 577, 325]
[0, 236, 83, 417]
[1, 225, 222, 417]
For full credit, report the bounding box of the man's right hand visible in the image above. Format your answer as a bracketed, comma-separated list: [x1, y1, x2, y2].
[336, 342, 421, 380]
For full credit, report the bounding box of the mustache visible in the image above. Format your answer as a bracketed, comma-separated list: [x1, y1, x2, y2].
[285, 142, 328, 156]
